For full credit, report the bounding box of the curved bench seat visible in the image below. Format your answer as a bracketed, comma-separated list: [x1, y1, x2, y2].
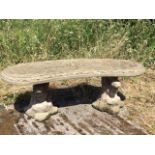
[0, 59, 145, 85]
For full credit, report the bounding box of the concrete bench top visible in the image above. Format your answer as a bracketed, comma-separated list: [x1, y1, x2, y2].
[0, 59, 145, 85]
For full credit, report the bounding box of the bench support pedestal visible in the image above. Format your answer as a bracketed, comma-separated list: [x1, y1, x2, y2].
[92, 77, 127, 116]
[26, 83, 58, 121]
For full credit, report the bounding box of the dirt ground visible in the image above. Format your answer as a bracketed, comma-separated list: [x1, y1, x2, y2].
[121, 69, 155, 134]
[0, 69, 155, 134]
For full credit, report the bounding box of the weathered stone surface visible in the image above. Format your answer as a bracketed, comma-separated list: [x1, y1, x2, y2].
[26, 103, 57, 115]
[31, 101, 53, 112]
[34, 107, 58, 122]
[0, 59, 145, 85]
[25, 83, 58, 121]
[14, 104, 148, 135]
[26, 101, 58, 121]
[92, 77, 125, 115]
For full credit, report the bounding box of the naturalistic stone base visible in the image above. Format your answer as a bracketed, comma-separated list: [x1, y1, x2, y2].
[92, 77, 127, 116]
[26, 101, 58, 121]
[25, 83, 58, 121]
[15, 104, 147, 135]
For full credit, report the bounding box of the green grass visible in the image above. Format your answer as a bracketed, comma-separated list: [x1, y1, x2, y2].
[0, 19, 155, 69]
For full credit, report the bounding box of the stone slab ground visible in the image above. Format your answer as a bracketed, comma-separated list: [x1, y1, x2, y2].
[0, 104, 147, 135]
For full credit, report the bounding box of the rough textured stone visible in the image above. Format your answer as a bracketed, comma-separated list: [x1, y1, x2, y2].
[92, 77, 125, 115]
[34, 107, 58, 122]
[26, 102, 58, 121]
[14, 104, 148, 135]
[0, 59, 145, 85]
[25, 83, 58, 121]
[31, 101, 53, 112]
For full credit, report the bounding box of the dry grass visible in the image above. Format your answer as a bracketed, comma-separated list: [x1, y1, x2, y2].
[0, 81, 31, 105]
[121, 69, 155, 134]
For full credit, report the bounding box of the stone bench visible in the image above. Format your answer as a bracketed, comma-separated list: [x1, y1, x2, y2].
[0, 59, 145, 121]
